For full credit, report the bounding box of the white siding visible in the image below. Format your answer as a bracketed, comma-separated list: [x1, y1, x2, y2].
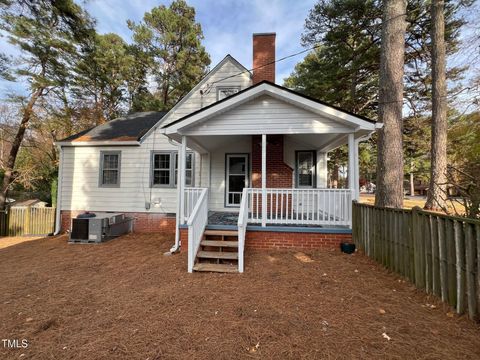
[161, 58, 251, 126]
[60, 134, 201, 213]
[181, 95, 354, 135]
[61, 57, 252, 214]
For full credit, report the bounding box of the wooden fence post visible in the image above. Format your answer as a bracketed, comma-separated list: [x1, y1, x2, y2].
[438, 217, 448, 302]
[454, 220, 466, 314]
[412, 206, 424, 289]
[465, 224, 477, 320]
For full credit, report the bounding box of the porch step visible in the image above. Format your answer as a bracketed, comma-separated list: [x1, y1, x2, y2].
[197, 250, 238, 260]
[200, 240, 238, 248]
[192, 263, 238, 273]
[204, 230, 238, 236]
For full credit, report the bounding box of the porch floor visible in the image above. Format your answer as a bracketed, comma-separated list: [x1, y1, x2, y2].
[207, 211, 350, 232]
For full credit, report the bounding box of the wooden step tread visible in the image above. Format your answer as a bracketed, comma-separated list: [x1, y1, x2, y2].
[201, 240, 238, 248]
[204, 230, 238, 236]
[197, 251, 238, 260]
[193, 263, 238, 273]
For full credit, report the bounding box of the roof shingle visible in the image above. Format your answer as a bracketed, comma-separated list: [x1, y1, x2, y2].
[60, 111, 168, 143]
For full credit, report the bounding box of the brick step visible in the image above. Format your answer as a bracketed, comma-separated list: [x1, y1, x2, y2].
[201, 240, 238, 248]
[197, 251, 238, 260]
[193, 263, 238, 273]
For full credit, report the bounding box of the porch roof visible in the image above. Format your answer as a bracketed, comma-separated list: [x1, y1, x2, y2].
[163, 81, 381, 139]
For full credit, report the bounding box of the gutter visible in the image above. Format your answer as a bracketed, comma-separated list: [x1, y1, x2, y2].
[54, 140, 140, 147]
[53, 145, 64, 235]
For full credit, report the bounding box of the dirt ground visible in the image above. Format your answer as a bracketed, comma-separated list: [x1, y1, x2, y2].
[0, 236, 44, 250]
[0, 234, 479, 360]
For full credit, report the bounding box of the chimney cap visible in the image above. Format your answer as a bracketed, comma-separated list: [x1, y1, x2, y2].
[252, 32, 276, 37]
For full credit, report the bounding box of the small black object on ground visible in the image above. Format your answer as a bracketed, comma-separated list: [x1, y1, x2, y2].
[340, 242, 356, 254]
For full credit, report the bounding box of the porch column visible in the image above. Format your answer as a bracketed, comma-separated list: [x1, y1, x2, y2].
[177, 136, 187, 224]
[174, 135, 187, 251]
[348, 133, 355, 193]
[316, 151, 328, 188]
[261, 134, 267, 227]
[354, 138, 361, 200]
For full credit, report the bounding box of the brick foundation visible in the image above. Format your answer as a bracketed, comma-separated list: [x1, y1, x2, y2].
[61, 211, 351, 251]
[245, 231, 352, 250]
[60, 210, 176, 233]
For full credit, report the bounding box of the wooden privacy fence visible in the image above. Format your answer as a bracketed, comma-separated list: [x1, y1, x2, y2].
[352, 201, 480, 321]
[0, 207, 56, 236]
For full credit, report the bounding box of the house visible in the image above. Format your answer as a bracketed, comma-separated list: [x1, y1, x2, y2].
[55, 33, 381, 273]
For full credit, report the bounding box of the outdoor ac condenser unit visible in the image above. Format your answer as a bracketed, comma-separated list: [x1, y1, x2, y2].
[70, 212, 132, 243]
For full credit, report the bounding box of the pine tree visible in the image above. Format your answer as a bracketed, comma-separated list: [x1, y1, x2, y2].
[0, 0, 93, 210]
[128, 0, 211, 110]
[425, 0, 448, 210]
[375, 0, 407, 208]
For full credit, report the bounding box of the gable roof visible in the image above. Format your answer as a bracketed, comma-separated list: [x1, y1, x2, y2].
[163, 81, 377, 133]
[139, 54, 251, 141]
[58, 111, 168, 145]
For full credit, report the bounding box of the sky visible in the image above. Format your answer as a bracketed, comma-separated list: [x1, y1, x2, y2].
[1, 0, 478, 105]
[85, 0, 315, 81]
[0, 0, 316, 98]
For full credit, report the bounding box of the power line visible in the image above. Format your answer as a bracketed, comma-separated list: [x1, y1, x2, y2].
[200, 44, 322, 95]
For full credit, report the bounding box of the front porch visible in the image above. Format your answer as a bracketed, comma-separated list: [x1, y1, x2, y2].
[162, 82, 380, 272]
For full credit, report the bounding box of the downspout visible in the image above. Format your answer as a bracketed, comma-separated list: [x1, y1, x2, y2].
[53, 145, 64, 235]
[168, 137, 182, 253]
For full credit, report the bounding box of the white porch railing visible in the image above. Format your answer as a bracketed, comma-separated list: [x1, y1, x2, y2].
[184, 187, 205, 223]
[237, 188, 249, 273]
[187, 188, 209, 273]
[245, 188, 353, 227]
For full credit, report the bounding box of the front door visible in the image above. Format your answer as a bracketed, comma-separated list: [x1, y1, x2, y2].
[226, 154, 249, 207]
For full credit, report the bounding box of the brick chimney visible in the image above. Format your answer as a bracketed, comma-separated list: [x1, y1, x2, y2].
[252, 33, 276, 84]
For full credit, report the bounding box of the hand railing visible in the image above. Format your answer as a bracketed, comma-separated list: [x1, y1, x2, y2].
[186, 188, 208, 273]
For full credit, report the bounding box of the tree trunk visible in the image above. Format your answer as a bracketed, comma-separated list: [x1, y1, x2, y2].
[0, 89, 43, 210]
[425, 0, 448, 211]
[332, 162, 339, 189]
[375, 0, 407, 208]
[410, 170, 415, 196]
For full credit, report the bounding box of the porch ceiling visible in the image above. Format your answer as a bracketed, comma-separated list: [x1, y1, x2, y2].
[172, 133, 363, 154]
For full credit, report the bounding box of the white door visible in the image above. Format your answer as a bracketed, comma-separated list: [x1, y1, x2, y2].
[226, 154, 249, 207]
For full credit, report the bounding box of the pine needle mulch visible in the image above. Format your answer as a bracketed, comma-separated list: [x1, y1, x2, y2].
[0, 234, 479, 359]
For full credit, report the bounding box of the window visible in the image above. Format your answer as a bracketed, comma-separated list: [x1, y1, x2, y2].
[151, 151, 194, 187]
[100, 151, 121, 187]
[217, 86, 240, 101]
[295, 151, 316, 188]
[175, 153, 193, 186]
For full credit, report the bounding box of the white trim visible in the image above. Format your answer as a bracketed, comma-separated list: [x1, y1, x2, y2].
[165, 83, 377, 135]
[54, 141, 140, 147]
[54, 145, 64, 235]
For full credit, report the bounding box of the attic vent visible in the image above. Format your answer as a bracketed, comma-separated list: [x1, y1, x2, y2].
[217, 86, 240, 101]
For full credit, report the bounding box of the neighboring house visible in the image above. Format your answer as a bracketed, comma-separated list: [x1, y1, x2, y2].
[56, 33, 381, 273]
[11, 199, 48, 208]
